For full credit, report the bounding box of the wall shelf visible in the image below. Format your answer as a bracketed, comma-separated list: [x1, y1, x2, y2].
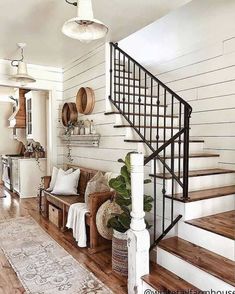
[60, 134, 100, 147]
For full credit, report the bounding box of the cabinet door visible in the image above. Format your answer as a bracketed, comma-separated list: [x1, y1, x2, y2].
[26, 98, 32, 138]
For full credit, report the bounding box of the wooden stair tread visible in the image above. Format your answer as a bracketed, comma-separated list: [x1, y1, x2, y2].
[124, 139, 204, 143]
[167, 185, 235, 202]
[150, 168, 235, 179]
[114, 125, 179, 129]
[142, 263, 200, 291]
[186, 210, 235, 240]
[163, 153, 220, 159]
[105, 111, 178, 118]
[158, 237, 235, 287]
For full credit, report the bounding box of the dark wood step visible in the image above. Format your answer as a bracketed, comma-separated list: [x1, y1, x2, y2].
[113, 101, 166, 107]
[114, 91, 159, 99]
[163, 153, 220, 159]
[186, 210, 235, 240]
[142, 263, 200, 292]
[124, 139, 204, 143]
[158, 237, 235, 287]
[150, 168, 235, 179]
[114, 125, 179, 129]
[104, 111, 178, 118]
[167, 185, 235, 202]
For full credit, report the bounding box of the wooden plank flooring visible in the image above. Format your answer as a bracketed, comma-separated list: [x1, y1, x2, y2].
[158, 237, 235, 287]
[0, 185, 127, 294]
[142, 263, 200, 291]
[167, 185, 235, 202]
[151, 168, 235, 179]
[186, 210, 235, 240]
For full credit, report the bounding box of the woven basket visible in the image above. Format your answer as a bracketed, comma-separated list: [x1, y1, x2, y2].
[112, 230, 128, 277]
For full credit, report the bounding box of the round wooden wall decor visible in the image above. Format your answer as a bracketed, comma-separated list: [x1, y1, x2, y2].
[61, 102, 78, 126]
[76, 87, 95, 115]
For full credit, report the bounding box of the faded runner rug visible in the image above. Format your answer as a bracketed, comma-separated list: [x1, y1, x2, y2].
[0, 216, 112, 294]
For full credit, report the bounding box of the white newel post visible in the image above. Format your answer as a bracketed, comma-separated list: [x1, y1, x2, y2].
[128, 153, 150, 294]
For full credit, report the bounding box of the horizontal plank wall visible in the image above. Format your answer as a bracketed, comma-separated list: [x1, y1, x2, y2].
[59, 44, 136, 173]
[150, 38, 235, 170]
[119, 1, 235, 170]
[0, 59, 63, 171]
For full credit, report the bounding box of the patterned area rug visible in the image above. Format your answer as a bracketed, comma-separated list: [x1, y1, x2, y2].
[0, 217, 112, 294]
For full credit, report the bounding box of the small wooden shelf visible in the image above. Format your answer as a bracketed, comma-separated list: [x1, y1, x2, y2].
[60, 134, 100, 147]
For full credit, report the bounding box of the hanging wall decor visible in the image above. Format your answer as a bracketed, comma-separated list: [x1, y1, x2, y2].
[76, 87, 95, 115]
[61, 102, 78, 126]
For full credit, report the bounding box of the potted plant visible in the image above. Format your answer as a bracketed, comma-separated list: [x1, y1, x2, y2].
[107, 152, 153, 276]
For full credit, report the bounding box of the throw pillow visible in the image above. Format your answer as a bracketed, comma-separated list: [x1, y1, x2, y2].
[47, 167, 73, 191]
[52, 168, 81, 195]
[84, 171, 110, 206]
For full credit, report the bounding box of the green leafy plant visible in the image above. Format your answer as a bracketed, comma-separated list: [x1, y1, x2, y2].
[107, 152, 153, 233]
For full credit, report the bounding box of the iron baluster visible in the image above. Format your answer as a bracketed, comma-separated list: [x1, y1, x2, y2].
[144, 72, 147, 139]
[109, 42, 192, 250]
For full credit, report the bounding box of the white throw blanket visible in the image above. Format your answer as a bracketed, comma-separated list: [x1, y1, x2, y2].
[66, 203, 89, 247]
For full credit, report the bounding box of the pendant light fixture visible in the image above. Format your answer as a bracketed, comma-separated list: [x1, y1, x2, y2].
[62, 0, 108, 43]
[9, 43, 36, 85]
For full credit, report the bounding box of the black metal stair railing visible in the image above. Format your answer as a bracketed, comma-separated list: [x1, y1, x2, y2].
[109, 42, 192, 250]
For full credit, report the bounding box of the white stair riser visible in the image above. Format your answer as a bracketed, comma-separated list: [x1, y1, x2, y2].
[115, 113, 178, 127]
[115, 85, 149, 95]
[138, 142, 205, 157]
[178, 222, 235, 261]
[145, 190, 235, 222]
[184, 194, 235, 219]
[156, 173, 235, 194]
[157, 248, 235, 291]
[153, 156, 218, 173]
[112, 103, 166, 115]
[115, 72, 134, 78]
[114, 77, 139, 86]
[125, 127, 179, 141]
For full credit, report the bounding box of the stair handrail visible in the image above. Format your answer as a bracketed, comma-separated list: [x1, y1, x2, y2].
[110, 42, 192, 112]
[109, 41, 192, 249]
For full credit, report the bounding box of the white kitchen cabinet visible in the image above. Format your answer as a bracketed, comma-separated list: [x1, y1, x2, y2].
[25, 90, 47, 149]
[12, 158, 47, 198]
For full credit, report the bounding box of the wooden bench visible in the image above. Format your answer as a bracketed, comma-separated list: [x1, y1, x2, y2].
[41, 164, 114, 254]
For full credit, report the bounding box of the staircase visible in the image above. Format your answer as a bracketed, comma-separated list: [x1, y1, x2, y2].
[107, 42, 235, 292]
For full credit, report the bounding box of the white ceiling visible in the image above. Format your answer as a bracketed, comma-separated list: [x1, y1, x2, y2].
[0, 0, 191, 67]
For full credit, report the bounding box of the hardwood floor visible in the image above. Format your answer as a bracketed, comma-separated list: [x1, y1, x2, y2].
[186, 210, 235, 240]
[0, 185, 127, 294]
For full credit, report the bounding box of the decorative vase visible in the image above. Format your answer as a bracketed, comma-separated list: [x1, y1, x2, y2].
[112, 230, 128, 277]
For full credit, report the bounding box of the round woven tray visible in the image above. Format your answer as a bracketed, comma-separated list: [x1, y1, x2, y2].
[96, 200, 122, 240]
[76, 87, 95, 115]
[61, 102, 78, 126]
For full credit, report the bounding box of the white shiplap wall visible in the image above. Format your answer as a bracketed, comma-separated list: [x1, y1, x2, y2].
[0, 59, 63, 171]
[148, 38, 235, 170]
[59, 44, 138, 173]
